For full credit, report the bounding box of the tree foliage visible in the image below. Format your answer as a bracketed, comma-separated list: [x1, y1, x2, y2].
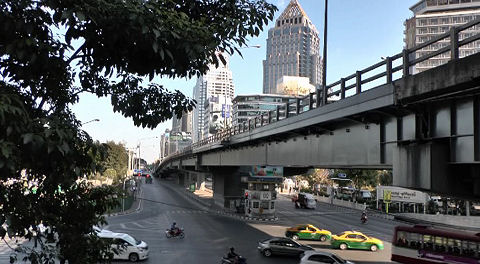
[332, 169, 393, 189]
[0, 0, 276, 263]
[298, 169, 332, 188]
[94, 141, 128, 184]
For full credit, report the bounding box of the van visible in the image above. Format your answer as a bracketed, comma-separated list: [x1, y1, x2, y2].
[98, 231, 149, 262]
[359, 190, 372, 200]
[295, 193, 316, 209]
[430, 196, 443, 207]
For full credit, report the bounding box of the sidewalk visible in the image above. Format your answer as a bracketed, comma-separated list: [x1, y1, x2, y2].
[161, 180, 278, 222]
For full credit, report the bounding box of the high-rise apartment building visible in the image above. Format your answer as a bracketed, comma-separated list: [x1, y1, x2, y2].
[192, 53, 235, 142]
[262, 0, 322, 95]
[405, 0, 480, 73]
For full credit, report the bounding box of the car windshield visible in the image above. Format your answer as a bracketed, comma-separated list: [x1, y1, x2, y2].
[123, 234, 141, 246]
[331, 255, 346, 263]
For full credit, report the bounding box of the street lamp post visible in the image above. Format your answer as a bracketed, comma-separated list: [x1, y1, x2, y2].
[82, 118, 100, 125]
[321, 0, 328, 106]
[136, 136, 159, 171]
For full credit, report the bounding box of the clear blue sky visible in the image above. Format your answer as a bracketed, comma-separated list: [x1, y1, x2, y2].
[72, 0, 417, 163]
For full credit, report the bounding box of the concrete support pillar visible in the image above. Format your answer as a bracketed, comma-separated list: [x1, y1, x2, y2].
[211, 166, 246, 209]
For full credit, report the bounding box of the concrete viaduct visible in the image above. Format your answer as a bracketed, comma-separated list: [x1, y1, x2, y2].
[157, 19, 480, 208]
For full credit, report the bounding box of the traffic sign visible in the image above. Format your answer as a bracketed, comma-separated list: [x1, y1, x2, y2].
[384, 190, 392, 203]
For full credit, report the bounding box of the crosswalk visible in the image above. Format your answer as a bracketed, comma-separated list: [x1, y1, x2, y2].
[105, 210, 211, 232]
[276, 210, 358, 217]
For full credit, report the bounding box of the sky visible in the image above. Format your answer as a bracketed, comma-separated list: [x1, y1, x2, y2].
[72, 0, 418, 163]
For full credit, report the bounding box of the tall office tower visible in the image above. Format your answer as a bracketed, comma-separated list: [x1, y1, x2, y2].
[405, 0, 480, 73]
[262, 0, 322, 95]
[171, 111, 192, 133]
[192, 53, 235, 142]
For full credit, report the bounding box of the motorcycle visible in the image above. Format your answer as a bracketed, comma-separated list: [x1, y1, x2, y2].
[165, 227, 185, 239]
[361, 215, 368, 224]
[221, 255, 247, 264]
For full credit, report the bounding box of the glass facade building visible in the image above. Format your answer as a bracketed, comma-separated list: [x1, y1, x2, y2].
[405, 0, 480, 73]
[232, 94, 302, 126]
[262, 0, 322, 94]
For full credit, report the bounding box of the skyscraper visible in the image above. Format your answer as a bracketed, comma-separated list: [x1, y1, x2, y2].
[192, 53, 235, 142]
[263, 0, 322, 95]
[405, 0, 480, 73]
[171, 111, 192, 134]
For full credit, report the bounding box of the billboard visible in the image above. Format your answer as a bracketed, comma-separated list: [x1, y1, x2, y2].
[251, 166, 283, 177]
[377, 186, 429, 204]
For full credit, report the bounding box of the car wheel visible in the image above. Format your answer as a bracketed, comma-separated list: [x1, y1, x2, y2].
[263, 249, 272, 257]
[292, 234, 299, 240]
[370, 244, 378, 252]
[339, 243, 348, 250]
[129, 253, 139, 262]
[319, 235, 327, 242]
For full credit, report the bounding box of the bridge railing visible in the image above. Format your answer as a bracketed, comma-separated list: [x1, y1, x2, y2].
[160, 17, 480, 166]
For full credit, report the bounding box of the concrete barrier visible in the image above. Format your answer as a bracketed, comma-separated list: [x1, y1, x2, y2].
[315, 195, 366, 211]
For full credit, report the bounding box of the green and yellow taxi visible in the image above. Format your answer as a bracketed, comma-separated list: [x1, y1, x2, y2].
[331, 231, 384, 252]
[285, 224, 332, 242]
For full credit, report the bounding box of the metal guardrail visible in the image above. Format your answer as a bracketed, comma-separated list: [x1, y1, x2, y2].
[161, 18, 480, 165]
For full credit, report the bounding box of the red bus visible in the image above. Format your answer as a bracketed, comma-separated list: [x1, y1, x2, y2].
[392, 225, 480, 264]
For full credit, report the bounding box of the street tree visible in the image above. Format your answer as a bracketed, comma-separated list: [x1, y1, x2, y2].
[0, 0, 276, 263]
[298, 169, 332, 190]
[96, 141, 128, 184]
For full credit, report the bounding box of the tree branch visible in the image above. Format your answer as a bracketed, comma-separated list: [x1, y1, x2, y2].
[66, 43, 86, 64]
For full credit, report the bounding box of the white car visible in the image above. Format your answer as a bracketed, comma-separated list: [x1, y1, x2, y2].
[97, 232, 149, 262]
[300, 251, 355, 264]
[93, 226, 113, 235]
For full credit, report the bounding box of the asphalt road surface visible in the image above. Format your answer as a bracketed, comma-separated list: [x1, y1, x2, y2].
[105, 178, 401, 264]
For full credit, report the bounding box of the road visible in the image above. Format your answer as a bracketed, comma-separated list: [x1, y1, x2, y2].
[105, 178, 401, 264]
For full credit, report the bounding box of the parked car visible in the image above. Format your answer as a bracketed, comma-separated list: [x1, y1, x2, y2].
[257, 237, 314, 258]
[300, 250, 355, 264]
[293, 193, 316, 209]
[98, 231, 149, 262]
[331, 231, 384, 252]
[285, 224, 332, 242]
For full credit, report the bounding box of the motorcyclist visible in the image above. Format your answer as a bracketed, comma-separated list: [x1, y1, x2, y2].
[170, 222, 178, 235]
[361, 211, 368, 222]
[227, 247, 239, 263]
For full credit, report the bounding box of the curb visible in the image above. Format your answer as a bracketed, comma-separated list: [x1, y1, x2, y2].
[162, 181, 279, 222]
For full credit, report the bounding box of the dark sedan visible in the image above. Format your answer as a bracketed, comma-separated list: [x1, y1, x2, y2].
[257, 237, 314, 258]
